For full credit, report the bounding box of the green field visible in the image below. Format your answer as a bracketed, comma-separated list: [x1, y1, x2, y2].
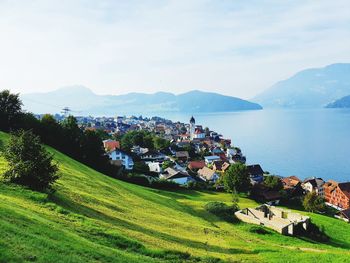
[0, 131, 350, 262]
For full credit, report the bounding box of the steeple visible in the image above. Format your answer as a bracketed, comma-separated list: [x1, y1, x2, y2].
[190, 116, 195, 124]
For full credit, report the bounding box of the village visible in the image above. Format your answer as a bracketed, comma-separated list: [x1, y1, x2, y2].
[66, 113, 350, 231]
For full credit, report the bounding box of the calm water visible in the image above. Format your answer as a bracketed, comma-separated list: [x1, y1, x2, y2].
[162, 109, 350, 182]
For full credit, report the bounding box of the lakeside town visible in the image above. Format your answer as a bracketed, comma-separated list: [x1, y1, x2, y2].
[40, 113, 350, 227]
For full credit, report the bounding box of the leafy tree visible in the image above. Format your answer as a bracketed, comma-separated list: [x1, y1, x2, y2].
[264, 175, 283, 191]
[303, 191, 326, 213]
[0, 90, 22, 131]
[2, 130, 59, 191]
[80, 130, 111, 173]
[61, 116, 83, 158]
[153, 136, 170, 150]
[161, 160, 174, 170]
[133, 161, 150, 174]
[15, 112, 41, 133]
[222, 163, 250, 193]
[39, 114, 64, 149]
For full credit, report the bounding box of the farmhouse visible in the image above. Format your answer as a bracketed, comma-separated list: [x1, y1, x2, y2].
[235, 205, 310, 235]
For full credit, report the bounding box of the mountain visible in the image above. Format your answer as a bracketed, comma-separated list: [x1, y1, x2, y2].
[326, 95, 350, 108]
[254, 63, 350, 108]
[21, 86, 262, 115]
[2, 131, 350, 262]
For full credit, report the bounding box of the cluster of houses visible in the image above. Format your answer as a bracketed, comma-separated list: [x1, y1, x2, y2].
[281, 175, 350, 222]
[101, 115, 350, 224]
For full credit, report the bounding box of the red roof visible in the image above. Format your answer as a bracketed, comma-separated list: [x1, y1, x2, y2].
[188, 161, 205, 170]
[103, 140, 120, 151]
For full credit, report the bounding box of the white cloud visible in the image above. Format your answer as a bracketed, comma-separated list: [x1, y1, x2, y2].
[0, 0, 349, 98]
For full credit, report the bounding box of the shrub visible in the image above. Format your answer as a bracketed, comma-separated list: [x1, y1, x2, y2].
[204, 201, 238, 223]
[2, 130, 59, 191]
[151, 179, 180, 190]
[120, 173, 150, 187]
[303, 191, 326, 213]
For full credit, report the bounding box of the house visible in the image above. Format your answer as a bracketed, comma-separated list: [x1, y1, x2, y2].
[282, 176, 304, 197]
[197, 167, 219, 183]
[108, 149, 134, 170]
[140, 150, 166, 161]
[324, 181, 350, 210]
[247, 164, 264, 184]
[235, 205, 310, 236]
[213, 161, 230, 172]
[175, 151, 189, 162]
[103, 139, 120, 151]
[211, 147, 226, 160]
[161, 167, 193, 185]
[193, 127, 206, 139]
[302, 177, 325, 196]
[131, 145, 149, 155]
[251, 184, 281, 205]
[335, 208, 350, 223]
[188, 160, 206, 171]
[204, 155, 221, 165]
[148, 162, 163, 173]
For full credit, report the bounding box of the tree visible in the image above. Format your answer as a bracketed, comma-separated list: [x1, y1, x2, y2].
[2, 130, 59, 191]
[0, 90, 22, 131]
[80, 130, 111, 173]
[264, 175, 283, 191]
[39, 114, 64, 149]
[222, 163, 250, 193]
[153, 136, 170, 150]
[303, 192, 326, 213]
[162, 160, 174, 170]
[61, 116, 83, 158]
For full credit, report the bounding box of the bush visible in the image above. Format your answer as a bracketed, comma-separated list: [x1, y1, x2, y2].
[204, 201, 238, 223]
[119, 173, 150, 187]
[2, 130, 59, 191]
[151, 179, 180, 190]
[186, 180, 210, 190]
[303, 191, 326, 213]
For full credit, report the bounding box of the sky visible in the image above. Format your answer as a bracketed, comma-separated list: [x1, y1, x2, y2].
[0, 0, 349, 99]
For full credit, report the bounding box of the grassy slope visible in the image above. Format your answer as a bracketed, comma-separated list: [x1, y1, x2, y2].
[0, 131, 350, 263]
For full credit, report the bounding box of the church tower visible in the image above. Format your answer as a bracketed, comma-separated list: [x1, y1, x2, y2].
[189, 116, 195, 140]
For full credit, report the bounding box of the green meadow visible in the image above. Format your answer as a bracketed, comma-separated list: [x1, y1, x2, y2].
[0, 131, 350, 262]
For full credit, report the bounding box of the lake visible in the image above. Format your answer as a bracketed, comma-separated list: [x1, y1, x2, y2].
[162, 109, 350, 182]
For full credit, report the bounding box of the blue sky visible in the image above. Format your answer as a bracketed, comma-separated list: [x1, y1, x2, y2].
[0, 0, 349, 99]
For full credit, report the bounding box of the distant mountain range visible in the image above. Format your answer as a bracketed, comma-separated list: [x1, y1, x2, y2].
[254, 63, 350, 108]
[326, 95, 350, 108]
[21, 86, 262, 115]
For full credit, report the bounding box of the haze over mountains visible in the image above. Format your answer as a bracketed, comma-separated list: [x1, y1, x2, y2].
[21, 63, 350, 115]
[21, 87, 262, 116]
[326, 95, 350, 108]
[255, 63, 350, 108]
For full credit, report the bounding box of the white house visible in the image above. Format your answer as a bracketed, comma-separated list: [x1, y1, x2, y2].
[204, 155, 221, 165]
[302, 177, 325, 197]
[148, 162, 163, 173]
[108, 149, 134, 170]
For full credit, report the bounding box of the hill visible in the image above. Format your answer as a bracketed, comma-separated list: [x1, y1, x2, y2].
[1, 131, 350, 262]
[326, 95, 350, 108]
[20, 87, 262, 116]
[254, 63, 350, 108]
